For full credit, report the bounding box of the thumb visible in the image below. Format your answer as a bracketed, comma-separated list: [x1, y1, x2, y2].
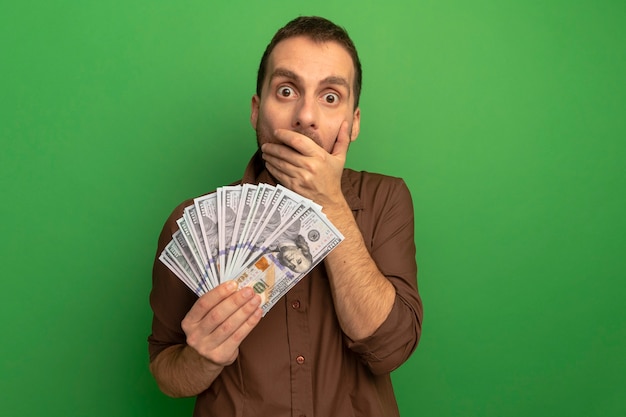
[331, 121, 351, 157]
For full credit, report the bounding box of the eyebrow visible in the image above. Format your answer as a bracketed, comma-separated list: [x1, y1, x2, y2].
[269, 67, 351, 98]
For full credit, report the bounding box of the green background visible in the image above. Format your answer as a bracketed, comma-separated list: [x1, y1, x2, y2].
[1, 1, 625, 416]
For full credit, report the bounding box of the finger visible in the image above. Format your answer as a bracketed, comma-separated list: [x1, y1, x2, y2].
[183, 281, 238, 323]
[191, 296, 263, 363]
[261, 140, 310, 181]
[184, 286, 260, 350]
[273, 129, 320, 157]
[191, 286, 259, 334]
[211, 295, 263, 350]
[331, 121, 350, 157]
[261, 141, 302, 165]
[261, 151, 299, 179]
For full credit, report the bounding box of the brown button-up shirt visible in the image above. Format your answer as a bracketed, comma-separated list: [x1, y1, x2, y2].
[149, 152, 423, 417]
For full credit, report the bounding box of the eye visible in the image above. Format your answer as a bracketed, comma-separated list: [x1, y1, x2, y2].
[278, 86, 294, 97]
[323, 93, 339, 104]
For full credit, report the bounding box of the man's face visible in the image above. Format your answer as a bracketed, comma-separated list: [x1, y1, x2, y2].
[279, 245, 312, 273]
[251, 36, 361, 153]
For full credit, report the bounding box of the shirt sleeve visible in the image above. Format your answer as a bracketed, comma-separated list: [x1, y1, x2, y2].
[344, 175, 423, 375]
[147, 199, 198, 363]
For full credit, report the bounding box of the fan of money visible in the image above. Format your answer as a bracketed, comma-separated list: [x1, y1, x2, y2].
[160, 183, 344, 314]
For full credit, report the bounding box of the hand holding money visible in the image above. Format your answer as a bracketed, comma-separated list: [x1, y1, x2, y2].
[181, 281, 262, 366]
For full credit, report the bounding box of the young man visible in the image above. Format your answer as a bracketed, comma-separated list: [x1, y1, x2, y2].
[149, 16, 423, 417]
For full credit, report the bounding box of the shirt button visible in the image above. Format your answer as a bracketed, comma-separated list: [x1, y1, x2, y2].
[296, 355, 305, 364]
[291, 300, 300, 309]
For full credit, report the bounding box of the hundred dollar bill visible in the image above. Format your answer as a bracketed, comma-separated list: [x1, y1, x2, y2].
[225, 184, 258, 279]
[240, 184, 278, 245]
[193, 193, 220, 287]
[161, 240, 206, 296]
[176, 217, 207, 286]
[275, 184, 321, 211]
[182, 205, 211, 281]
[217, 186, 241, 282]
[173, 229, 210, 292]
[244, 190, 308, 266]
[229, 183, 277, 277]
[233, 205, 344, 314]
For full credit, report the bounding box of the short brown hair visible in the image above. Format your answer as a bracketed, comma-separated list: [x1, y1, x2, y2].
[256, 16, 362, 109]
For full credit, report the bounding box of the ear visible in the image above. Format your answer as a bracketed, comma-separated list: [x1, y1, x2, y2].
[250, 95, 260, 130]
[350, 107, 361, 141]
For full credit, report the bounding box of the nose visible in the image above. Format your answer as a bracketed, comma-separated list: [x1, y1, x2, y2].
[293, 95, 318, 130]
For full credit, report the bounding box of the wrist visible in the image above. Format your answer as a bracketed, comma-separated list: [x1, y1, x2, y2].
[186, 344, 227, 373]
[321, 197, 352, 224]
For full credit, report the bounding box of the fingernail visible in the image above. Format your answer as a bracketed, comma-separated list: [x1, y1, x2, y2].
[241, 287, 254, 298]
[226, 281, 238, 291]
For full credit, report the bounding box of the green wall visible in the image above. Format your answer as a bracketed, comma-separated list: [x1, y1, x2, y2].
[2, 1, 625, 416]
